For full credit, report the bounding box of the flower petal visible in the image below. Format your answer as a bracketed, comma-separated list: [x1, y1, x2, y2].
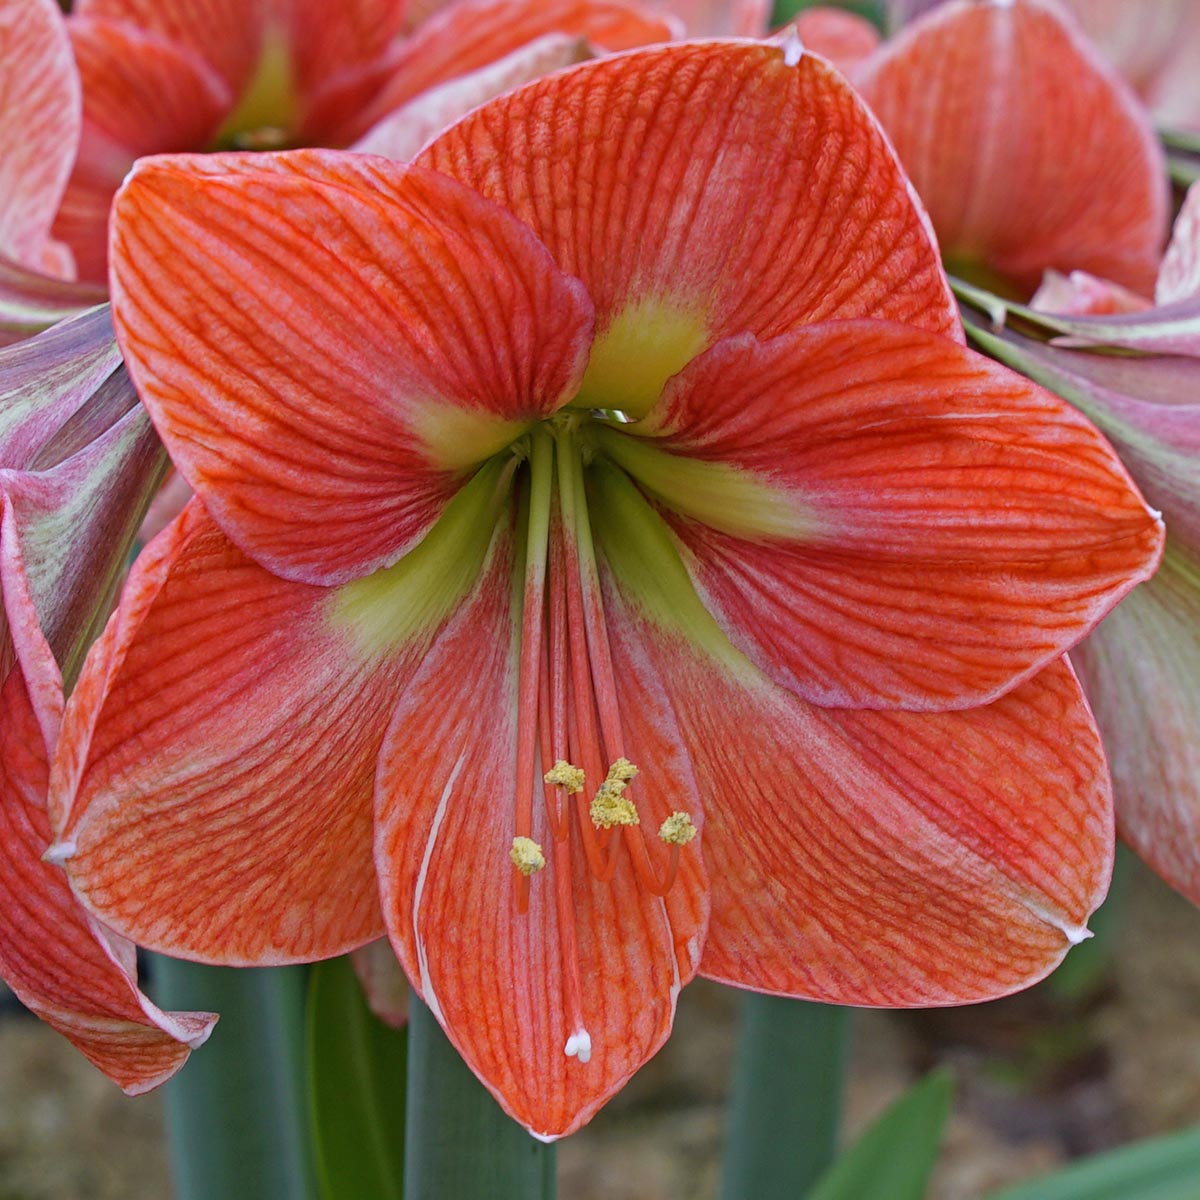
[966, 317, 1200, 557]
[339, 0, 677, 145]
[110, 150, 593, 585]
[350, 940, 409, 1029]
[695, 653, 1110, 1003]
[422, 40, 959, 418]
[604, 323, 1163, 710]
[856, 0, 1168, 294]
[1157, 180, 1200, 306]
[54, 17, 231, 284]
[73, 0, 262, 96]
[1, 496, 214, 1093]
[653, 0, 768, 36]
[43, 511, 410, 962]
[597, 516, 1111, 1004]
[794, 7, 882, 73]
[0, 307, 122, 471]
[352, 35, 592, 163]
[376, 524, 708, 1139]
[0, 0, 81, 277]
[1072, 544, 1200, 907]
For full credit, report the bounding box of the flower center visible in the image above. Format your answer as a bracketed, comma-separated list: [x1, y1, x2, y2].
[507, 421, 697, 1063]
[214, 29, 301, 151]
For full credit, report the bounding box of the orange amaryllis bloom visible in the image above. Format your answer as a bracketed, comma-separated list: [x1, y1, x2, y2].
[50, 43, 1162, 1136]
[0, 307, 215, 1088]
[958, 181, 1200, 908]
[26, 0, 674, 285]
[852, 0, 1169, 295]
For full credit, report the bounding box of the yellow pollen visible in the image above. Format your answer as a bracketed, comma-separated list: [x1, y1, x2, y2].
[590, 781, 639, 830]
[606, 758, 639, 785]
[658, 812, 697, 846]
[544, 760, 586, 794]
[509, 837, 546, 876]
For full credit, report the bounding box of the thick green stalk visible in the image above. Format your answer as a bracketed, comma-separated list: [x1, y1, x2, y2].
[720, 993, 851, 1200]
[404, 998, 556, 1200]
[155, 957, 318, 1200]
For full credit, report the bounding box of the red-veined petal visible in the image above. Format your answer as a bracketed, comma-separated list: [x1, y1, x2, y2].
[352, 35, 592, 162]
[594, 495, 1111, 1004]
[335, 0, 676, 145]
[0, 0, 80, 278]
[605, 323, 1162, 710]
[51, 458, 512, 964]
[110, 150, 592, 586]
[73, 0, 263, 95]
[54, 18, 231, 284]
[376, 524, 708, 1139]
[423, 40, 959, 420]
[856, 0, 1168, 293]
[0, 496, 214, 1093]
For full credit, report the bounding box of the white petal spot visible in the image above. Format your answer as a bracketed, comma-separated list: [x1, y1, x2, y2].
[564, 1028, 593, 1064]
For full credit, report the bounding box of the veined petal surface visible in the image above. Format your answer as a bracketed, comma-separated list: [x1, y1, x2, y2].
[614, 322, 1163, 710]
[376, 524, 708, 1139]
[338, 0, 675, 145]
[593, 486, 1112, 1004]
[74, 0, 263, 95]
[0, 519, 214, 1091]
[422, 41, 959, 418]
[0, 0, 80, 277]
[110, 150, 593, 585]
[353, 35, 592, 163]
[51, 505, 394, 964]
[856, 0, 1168, 293]
[55, 18, 231, 284]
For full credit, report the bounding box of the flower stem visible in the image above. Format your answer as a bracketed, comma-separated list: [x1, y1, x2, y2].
[720, 993, 850, 1200]
[154, 957, 318, 1200]
[404, 998, 556, 1200]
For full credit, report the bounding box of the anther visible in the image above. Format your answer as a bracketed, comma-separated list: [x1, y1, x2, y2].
[544, 760, 586, 794]
[509, 836, 546, 876]
[589, 758, 642, 829]
[658, 812, 697, 846]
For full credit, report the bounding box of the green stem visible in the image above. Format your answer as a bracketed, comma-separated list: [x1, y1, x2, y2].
[720, 993, 851, 1200]
[155, 957, 318, 1200]
[404, 998, 556, 1200]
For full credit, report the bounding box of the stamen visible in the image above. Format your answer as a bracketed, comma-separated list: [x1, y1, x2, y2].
[658, 812, 698, 846]
[545, 760, 586, 793]
[509, 837, 546, 876]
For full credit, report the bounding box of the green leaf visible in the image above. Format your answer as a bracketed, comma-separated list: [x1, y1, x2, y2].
[404, 998, 555, 1200]
[720, 996, 851, 1200]
[987, 1129, 1200, 1200]
[806, 1070, 954, 1200]
[307, 955, 408, 1200]
[156, 959, 319, 1200]
[773, 0, 886, 30]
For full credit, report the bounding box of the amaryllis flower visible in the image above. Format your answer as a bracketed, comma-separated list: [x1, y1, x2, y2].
[851, 0, 1169, 294]
[0, 306, 214, 1089]
[49, 43, 1161, 1136]
[957, 182, 1200, 907]
[1, 0, 676, 288]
